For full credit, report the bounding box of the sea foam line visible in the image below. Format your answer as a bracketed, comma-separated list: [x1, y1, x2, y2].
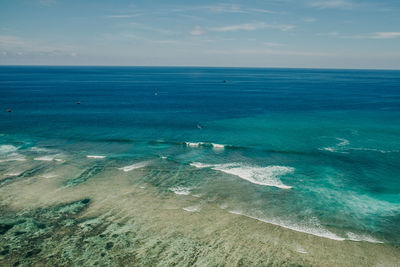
[346, 232, 383, 244]
[87, 155, 106, 159]
[118, 161, 150, 172]
[169, 186, 192, 195]
[229, 211, 345, 241]
[190, 162, 293, 189]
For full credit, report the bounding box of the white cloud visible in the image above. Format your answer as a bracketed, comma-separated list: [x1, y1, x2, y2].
[105, 14, 141, 19]
[369, 32, 400, 39]
[190, 26, 205, 35]
[0, 35, 76, 55]
[205, 48, 331, 57]
[211, 23, 295, 32]
[304, 17, 317, 22]
[335, 32, 400, 39]
[309, 0, 353, 9]
[204, 4, 245, 13]
[247, 8, 277, 14]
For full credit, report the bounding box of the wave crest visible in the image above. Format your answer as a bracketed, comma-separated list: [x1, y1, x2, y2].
[191, 162, 293, 189]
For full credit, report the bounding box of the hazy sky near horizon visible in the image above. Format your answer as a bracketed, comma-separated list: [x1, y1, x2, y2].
[0, 0, 400, 69]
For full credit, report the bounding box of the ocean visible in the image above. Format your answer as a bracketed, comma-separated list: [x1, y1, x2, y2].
[1, 66, 400, 266]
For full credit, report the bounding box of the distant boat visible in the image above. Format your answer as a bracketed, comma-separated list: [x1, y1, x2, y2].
[6, 109, 11, 112]
[76, 101, 81, 104]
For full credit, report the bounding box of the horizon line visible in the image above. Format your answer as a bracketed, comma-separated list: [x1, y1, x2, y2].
[0, 64, 399, 71]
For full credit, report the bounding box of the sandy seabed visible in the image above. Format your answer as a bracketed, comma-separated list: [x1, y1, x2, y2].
[1, 159, 399, 267]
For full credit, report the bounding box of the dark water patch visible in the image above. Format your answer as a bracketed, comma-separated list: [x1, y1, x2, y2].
[105, 242, 114, 250]
[63, 163, 106, 187]
[0, 164, 48, 187]
[25, 248, 41, 258]
[95, 138, 135, 143]
[0, 223, 14, 235]
[53, 198, 91, 216]
[0, 245, 10, 256]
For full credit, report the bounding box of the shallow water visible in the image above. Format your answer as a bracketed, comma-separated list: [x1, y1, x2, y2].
[1, 66, 400, 266]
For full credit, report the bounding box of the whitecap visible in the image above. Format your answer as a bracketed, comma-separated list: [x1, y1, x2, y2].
[229, 211, 345, 241]
[191, 162, 293, 189]
[212, 143, 225, 150]
[118, 161, 149, 172]
[169, 186, 192, 195]
[86, 155, 106, 159]
[185, 142, 203, 148]
[0, 145, 18, 154]
[320, 147, 336, 152]
[183, 205, 200, 212]
[337, 138, 349, 146]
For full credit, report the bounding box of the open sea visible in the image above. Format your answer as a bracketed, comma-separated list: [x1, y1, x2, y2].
[1, 66, 400, 266]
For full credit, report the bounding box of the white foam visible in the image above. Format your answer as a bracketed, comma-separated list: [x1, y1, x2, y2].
[41, 173, 59, 179]
[346, 232, 383, 243]
[191, 162, 293, 189]
[160, 156, 167, 159]
[118, 161, 149, 172]
[30, 147, 52, 152]
[34, 155, 56, 161]
[0, 153, 26, 162]
[86, 155, 106, 159]
[169, 186, 192, 195]
[190, 162, 213, 169]
[319, 138, 350, 153]
[0, 145, 18, 154]
[337, 138, 350, 146]
[229, 211, 345, 241]
[5, 172, 21, 176]
[186, 142, 203, 148]
[183, 205, 200, 212]
[212, 143, 225, 150]
[296, 247, 308, 254]
[320, 147, 336, 152]
[350, 147, 400, 154]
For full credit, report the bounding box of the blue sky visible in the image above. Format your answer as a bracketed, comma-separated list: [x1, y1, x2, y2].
[0, 0, 399, 69]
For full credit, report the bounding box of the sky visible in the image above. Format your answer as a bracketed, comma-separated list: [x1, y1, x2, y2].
[0, 0, 400, 69]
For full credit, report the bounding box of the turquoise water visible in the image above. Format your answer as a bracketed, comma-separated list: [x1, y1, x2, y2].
[1, 66, 400, 244]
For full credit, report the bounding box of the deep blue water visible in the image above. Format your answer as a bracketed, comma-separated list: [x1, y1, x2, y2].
[1, 66, 400, 243]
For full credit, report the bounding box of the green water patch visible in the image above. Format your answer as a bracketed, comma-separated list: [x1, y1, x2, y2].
[0, 164, 49, 187]
[136, 162, 215, 194]
[63, 163, 107, 187]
